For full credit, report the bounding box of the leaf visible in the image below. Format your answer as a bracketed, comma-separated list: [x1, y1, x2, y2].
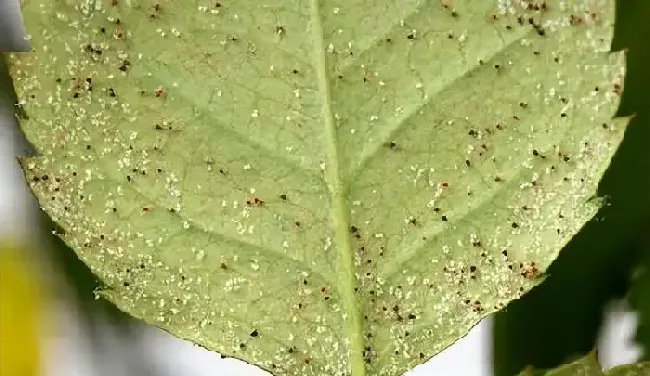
[516, 352, 650, 376]
[537, 351, 602, 376]
[606, 362, 650, 376]
[8, 1, 627, 375]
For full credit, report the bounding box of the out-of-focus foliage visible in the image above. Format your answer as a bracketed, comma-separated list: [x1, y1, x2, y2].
[516, 352, 650, 375]
[0, 243, 47, 376]
[629, 232, 650, 360]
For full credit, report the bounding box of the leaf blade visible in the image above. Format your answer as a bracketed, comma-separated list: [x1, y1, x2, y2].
[9, 1, 629, 375]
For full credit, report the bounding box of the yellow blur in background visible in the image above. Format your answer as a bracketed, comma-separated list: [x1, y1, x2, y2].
[0, 243, 48, 376]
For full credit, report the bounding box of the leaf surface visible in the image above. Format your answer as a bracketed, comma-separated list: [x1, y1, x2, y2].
[9, 0, 627, 375]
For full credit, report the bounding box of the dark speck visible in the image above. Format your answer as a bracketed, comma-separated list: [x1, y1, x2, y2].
[250, 329, 259, 338]
[384, 141, 397, 149]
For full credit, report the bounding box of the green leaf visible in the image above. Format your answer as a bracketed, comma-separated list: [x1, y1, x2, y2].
[8, 1, 628, 375]
[538, 352, 602, 376]
[606, 362, 650, 376]
[517, 352, 650, 376]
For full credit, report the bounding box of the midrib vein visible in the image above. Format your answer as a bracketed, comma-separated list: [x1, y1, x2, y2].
[309, 2, 365, 376]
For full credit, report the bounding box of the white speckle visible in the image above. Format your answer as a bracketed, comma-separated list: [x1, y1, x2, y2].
[129, 131, 138, 140]
[183, 221, 190, 229]
[333, 7, 340, 14]
[251, 109, 259, 118]
[327, 43, 335, 53]
[243, 164, 251, 170]
[415, 82, 423, 89]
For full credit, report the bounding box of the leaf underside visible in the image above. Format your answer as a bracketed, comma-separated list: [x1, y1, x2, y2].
[9, 0, 628, 375]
